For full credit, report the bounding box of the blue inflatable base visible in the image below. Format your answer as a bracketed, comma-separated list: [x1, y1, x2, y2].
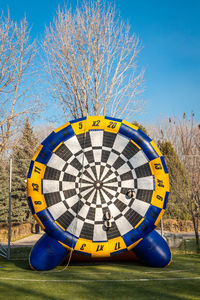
[29, 230, 171, 271]
[133, 230, 171, 267]
[29, 233, 68, 271]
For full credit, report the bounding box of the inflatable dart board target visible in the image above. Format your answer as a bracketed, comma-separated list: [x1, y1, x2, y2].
[27, 116, 171, 270]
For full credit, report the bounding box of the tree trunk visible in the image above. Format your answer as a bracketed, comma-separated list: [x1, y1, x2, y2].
[194, 228, 200, 253]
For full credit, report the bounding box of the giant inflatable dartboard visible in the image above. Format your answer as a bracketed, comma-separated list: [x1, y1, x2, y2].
[27, 116, 170, 269]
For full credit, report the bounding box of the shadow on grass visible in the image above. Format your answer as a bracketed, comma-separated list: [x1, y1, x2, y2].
[1, 254, 200, 300]
[12, 252, 200, 273]
[1, 275, 198, 300]
[14, 259, 30, 270]
[0, 281, 62, 300]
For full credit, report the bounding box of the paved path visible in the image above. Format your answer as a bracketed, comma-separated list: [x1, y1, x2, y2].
[157, 230, 198, 239]
[2, 232, 44, 248]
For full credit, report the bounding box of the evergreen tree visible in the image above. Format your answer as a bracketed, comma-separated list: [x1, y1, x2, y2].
[0, 159, 9, 223]
[159, 140, 190, 220]
[11, 118, 38, 223]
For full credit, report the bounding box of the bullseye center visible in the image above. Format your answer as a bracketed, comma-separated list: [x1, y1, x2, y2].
[94, 181, 103, 189]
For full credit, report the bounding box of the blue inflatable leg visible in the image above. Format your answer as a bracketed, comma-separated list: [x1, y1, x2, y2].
[133, 230, 172, 267]
[29, 233, 69, 271]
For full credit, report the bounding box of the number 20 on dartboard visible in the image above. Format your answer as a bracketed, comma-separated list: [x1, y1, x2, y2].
[107, 122, 117, 129]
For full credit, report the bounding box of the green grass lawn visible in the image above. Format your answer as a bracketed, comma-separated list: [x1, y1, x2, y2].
[0, 245, 200, 300]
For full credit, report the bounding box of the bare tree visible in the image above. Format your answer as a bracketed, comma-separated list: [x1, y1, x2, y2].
[150, 114, 200, 251]
[43, 1, 144, 120]
[179, 115, 200, 251]
[34, 122, 56, 143]
[0, 12, 40, 156]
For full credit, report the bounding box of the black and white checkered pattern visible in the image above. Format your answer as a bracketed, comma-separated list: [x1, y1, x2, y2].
[42, 130, 154, 241]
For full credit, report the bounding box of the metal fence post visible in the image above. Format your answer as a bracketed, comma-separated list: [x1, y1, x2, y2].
[161, 217, 164, 237]
[7, 158, 12, 260]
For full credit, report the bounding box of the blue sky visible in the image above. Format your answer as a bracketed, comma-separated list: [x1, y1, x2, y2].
[1, 0, 200, 124]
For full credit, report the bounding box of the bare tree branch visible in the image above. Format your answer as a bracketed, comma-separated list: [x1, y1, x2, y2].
[0, 12, 41, 156]
[43, 1, 144, 120]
